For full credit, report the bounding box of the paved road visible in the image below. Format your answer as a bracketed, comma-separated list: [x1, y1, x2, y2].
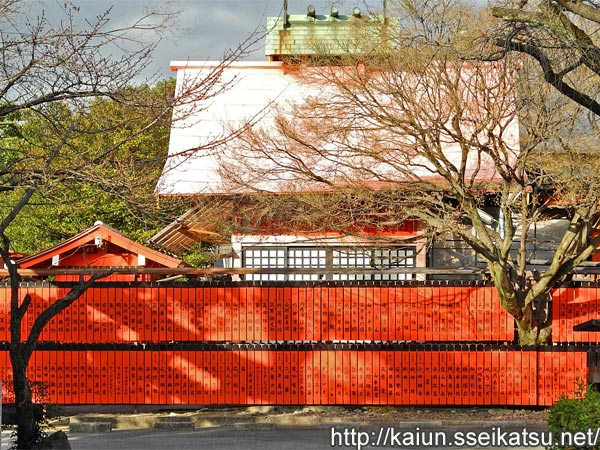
[2, 426, 549, 450]
[3, 427, 334, 450]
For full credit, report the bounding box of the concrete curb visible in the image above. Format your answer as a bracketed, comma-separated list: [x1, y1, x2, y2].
[68, 422, 112, 433]
[61, 413, 545, 433]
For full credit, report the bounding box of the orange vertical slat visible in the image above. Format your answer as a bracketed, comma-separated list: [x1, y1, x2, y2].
[356, 347, 365, 405]
[485, 349, 495, 405]
[107, 350, 116, 404]
[0, 288, 7, 342]
[474, 350, 483, 405]
[280, 350, 289, 405]
[240, 287, 249, 342]
[172, 287, 183, 343]
[45, 351, 56, 404]
[305, 287, 314, 342]
[499, 349, 508, 405]
[258, 349, 268, 405]
[348, 288, 357, 341]
[321, 287, 330, 343]
[255, 287, 265, 342]
[235, 349, 244, 405]
[297, 287, 307, 342]
[182, 350, 191, 406]
[205, 289, 214, 342]
[373, 350, 382, 406]
[225, 286, 234, 342]
[120, 350, 129, 405]
[147, 351, 157, 404]
[270, 350, 279, 405]
[273, 287, 282, 342]
[405, 350, 414, 405]
[133, 349, 143, 405]
[133, 351, 143, 405]
[180, 350, 191, 404]
[317, 350, 327, 405]
[303, 349, 313, 405]
[332, 350, 342, 405]
[159, 350, 169, 405]
[318, 348, 327, 405]
[97, 351, 106, 404]
[446, 348, 456, 405]
[211, 350, 220, 404]
[410, 287, 420, 341]
[73, 351, 83, 404]
[234, 287, 244, 342]
[264, 288, 273, 342]
[372, 289, 381, 342]
[156, 286, 166, 342]
[238, 349, 247, 405]
[113, 350, 122, 405]
[69, 351, 78, 404]
[226, 349, 234, 404]
[281, 286, 290, 342]
[509, 350, 517, 406]
[463, 350, 473, 405]
[384, 351, 394, 405]
[428, 350, 439, 406]
[245, 347, 255, 405]
[364, 347, 374, 404]
[289, 287, 299, 342]
[454, 350, 464, 405]
[288, 286, 296, 342]
[421, 351, 431, 405]
[469, 351, 478, 406]
[113, 287, 124, 343]
[552, 288, 562, 343]
[521, 350, 532, 406]
[291, 349, 306, 405]
[158, 350, 167, 404]
[61, 351, 71, 404]
[346, 350, 356, 405]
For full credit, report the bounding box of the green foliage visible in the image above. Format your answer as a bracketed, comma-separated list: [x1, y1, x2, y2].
[180, 242, 218, 268]
[0, 79, 189, 254]
[547, 379, 600, 449]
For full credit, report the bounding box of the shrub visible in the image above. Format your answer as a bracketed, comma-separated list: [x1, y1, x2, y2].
[547, 378, 600, 449]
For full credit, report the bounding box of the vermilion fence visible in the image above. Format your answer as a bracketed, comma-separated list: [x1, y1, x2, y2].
[0, 281, 515, 343]
[553, 283, 600, 343]
[0, 281, 596, 407]
[0, 347, 586, 406]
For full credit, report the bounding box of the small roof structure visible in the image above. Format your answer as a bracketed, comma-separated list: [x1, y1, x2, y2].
[148, 201, 232, 255]
[18, 221, 187, 281]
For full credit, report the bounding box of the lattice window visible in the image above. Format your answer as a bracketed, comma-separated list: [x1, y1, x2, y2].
[243, 247, 286, 281]
[332, 247, 415, 281]
[242, 246, 416, 281]
[288, 247, 327, 281]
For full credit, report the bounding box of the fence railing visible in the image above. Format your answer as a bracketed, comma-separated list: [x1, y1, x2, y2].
[0, 280, 598, 407]
[0, 346, 586, 406]
[0, 281, 514, 343]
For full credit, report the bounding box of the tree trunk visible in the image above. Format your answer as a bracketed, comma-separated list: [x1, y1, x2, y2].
[516, 318, 552, 346]
[488, 262, 552, 345]
[10, 344, 41, 449]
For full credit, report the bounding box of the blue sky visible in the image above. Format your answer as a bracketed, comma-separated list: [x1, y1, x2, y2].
[35, 1, 381, 81]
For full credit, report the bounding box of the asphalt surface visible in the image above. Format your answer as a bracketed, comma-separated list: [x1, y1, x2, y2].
[0, 407, 552, 450]
[2, 425, 552, 450]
